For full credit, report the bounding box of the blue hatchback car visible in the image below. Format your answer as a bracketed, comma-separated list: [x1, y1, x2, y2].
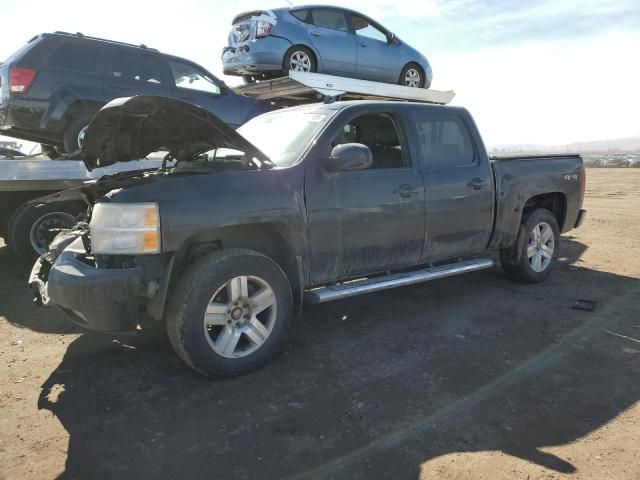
[222, 6, 433, 88]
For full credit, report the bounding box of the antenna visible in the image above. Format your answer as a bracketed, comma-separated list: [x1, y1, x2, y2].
[285, 0, 294, 5]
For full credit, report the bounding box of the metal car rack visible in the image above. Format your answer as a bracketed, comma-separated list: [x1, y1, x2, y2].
[232, 71, 455, 106]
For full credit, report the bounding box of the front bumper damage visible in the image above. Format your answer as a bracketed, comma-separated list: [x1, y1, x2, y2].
[29, 227, 170, 333]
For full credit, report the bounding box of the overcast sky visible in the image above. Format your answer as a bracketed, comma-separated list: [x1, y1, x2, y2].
[2, 0, 639, 147]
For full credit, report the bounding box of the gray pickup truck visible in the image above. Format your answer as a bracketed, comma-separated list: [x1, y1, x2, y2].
[30, 96, 586, 377]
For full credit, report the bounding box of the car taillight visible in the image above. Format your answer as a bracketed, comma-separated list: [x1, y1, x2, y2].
[256, 21, 271, 38]
[9, 67, 37, 94]
[580, 165, 586, 204]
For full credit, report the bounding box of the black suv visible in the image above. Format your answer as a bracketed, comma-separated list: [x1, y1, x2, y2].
[0, 32, 267, 155]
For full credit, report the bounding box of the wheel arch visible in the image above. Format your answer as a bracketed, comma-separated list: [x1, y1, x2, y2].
[168, 222, 305, 317]
[522, 192, 567, 231]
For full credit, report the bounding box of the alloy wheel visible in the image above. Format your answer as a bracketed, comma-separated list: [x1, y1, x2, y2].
[404, 68, 421, 88]
[203, 275, 277, 358]
[527, 221, 555, 272]
[290, 51, 312, 72]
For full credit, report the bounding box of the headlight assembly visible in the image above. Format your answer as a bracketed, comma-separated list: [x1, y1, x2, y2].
[90, 203, 160, 255]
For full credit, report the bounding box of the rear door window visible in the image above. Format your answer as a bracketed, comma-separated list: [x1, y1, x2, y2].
[169, 60, 221, 95]
[48, 43, 100, 72]
[412, 112, 476, 168]
[111, 50, 164, 84]
[311, 9, 349, 31]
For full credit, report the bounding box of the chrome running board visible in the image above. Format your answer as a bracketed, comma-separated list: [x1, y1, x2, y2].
[304, 258, 494, 304]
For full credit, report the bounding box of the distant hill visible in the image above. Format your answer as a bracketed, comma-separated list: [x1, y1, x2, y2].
[490, 137, 640, 154]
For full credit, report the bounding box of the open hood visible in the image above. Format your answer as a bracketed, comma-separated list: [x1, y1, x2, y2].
[81, 96, 270, 171]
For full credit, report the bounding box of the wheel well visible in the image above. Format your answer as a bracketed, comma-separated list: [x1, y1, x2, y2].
[523, 193, 567, 230]
[63, 100, 104, 125]
[172, 223, 304, 310]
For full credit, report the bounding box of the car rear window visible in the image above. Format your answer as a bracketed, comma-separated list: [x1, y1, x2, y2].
[413, 112, 476, 168]
[48, 43, 100, 72]
[111, 51, 164, 84]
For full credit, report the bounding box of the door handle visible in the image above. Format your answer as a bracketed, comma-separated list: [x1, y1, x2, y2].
[393, 184, 419, 198]
[310, 30, 321, 36]
[359, 42, 367, 47]
[467, 177, 488, 190]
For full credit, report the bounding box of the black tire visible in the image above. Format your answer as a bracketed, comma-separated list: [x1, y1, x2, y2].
[8, 201, 84, 264]
[500, 208, 560, 284]
[399, 63, 425, 88]
[62, 116, 92, 157]
[40, 144, 61, 160]
[166, 248, 293, 377]
[282, 46, 316, 75]
[242, 74, 257, 84]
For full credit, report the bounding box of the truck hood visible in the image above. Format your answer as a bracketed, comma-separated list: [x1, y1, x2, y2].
[81, 96, 270, 171]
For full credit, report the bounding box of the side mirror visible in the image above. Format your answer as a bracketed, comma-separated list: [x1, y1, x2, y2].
[388, 32, 396, 43]
[324, 143, 372, 172]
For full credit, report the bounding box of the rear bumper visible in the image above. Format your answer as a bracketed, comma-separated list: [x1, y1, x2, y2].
[574, 209, 587, 228]
[222, 37, 291, 74]
[0, 97, 58, 145]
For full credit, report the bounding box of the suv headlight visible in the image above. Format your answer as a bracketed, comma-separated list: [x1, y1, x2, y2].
[90, 203, 160, 255]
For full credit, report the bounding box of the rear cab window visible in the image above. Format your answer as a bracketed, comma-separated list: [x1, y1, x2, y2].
[412, 111, 476, 168]
[48, 42, 100, 72]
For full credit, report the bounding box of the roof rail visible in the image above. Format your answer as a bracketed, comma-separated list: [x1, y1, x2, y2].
[233, 71, 455, 106]
[52, 31, 158, 51]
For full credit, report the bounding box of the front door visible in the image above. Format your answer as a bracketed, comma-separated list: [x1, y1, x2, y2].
[409, 109, 494, 262]
[350, 14, 398, 83]
[305, 111, 425, 284]
[308, 8, 356, 75]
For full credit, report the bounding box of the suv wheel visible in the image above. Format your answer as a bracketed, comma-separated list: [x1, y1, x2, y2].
[62, 116, 93, 157]
[166, 249, 293, 377]
[500, 208, 560, 283]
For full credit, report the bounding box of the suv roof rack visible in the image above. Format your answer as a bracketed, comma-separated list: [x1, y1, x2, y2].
[233, 71, 455, 106]
[52, 31, 158, 52]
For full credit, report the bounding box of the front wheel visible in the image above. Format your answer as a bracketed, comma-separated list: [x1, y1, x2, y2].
[500, 208, 560, 284]
[166, 249, 293, 377]
[399, 63, 425, 88]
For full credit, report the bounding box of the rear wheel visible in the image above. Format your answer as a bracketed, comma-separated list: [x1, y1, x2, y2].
[283, 46, 316, 75]
[62, 116, 93, 157]
[166, 249, 293, 377]
[399, 63, 425, 88]
[500, 208, 560, 283]
[8, 201, 84, 263]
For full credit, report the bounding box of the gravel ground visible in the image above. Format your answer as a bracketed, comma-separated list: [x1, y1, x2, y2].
[0, 168, 639, 480]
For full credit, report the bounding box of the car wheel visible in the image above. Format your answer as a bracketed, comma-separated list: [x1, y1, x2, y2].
[62, 116, 93, 157]
[500, 208, 560, 284]
[166, 248, 293, 377]
[399, 63, 425, 88]
[283, 46, 316, 75]
[8, 201, 85, 263]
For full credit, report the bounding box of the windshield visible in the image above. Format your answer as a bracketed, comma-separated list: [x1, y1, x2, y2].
[206, 108, 334, 168]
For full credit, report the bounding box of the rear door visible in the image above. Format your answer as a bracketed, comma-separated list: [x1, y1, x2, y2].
[308, 8, 356, 75]
[305, 109, 425, 283]
[167, 59, 243, 128]
[104, 48, 171, 100]
[409, 109, 493, 262]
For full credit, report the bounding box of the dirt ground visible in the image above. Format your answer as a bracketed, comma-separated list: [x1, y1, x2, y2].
[1, 169, 639, 480]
